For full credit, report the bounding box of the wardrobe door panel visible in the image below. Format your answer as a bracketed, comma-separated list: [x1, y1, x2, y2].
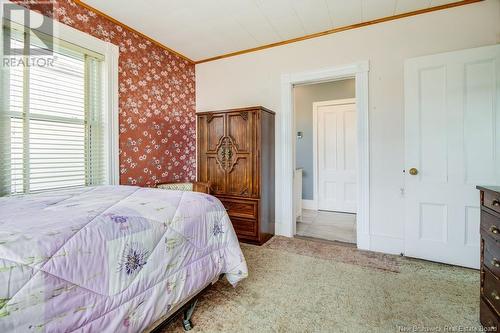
[206, 114, 225, 152]
[225, 111, 255, 197]
[197, 113, 226, 194]
[207, 157, 226, 194]
[227, 157, 251, 197]
[227, 111, 252, 153]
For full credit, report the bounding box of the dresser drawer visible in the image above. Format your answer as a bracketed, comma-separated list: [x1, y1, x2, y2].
[483, 268, 500, 314]
[230, 217, 258, 238]
[485, 191, 500, 215]
[220, 198, 258, 220]
[481, 211, 500, 242]
[485, 238, 500, 278]
[481, 297, 499, 332]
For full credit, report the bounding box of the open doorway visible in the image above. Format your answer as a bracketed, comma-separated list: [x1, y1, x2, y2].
[279, 61, 369, 250]
[293, 79, 357, 244]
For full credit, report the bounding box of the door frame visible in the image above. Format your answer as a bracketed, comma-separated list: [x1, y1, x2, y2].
[313, 98, 357, 213]
[279, 61, 370, 250]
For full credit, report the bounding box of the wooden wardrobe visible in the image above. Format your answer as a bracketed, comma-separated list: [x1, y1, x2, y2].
[197, 106, 275, 245]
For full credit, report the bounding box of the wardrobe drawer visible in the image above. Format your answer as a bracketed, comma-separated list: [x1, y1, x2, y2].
[230, 217, 258, 238]
[481, 297, 499, 332]
[220, 198, 258, 220]
[483, 268, 500, 314]
[481, 211, 500, 242]
[485, 191, 500, 215]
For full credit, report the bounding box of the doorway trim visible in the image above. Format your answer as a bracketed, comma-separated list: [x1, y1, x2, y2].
[313, 98, 357, 213]
[279, 61, 370, 250]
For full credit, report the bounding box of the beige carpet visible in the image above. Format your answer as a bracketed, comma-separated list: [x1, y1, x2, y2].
[162, 236, 479, 333]
[265, 236, 400, 273]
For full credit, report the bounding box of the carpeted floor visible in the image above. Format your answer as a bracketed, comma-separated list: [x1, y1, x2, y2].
[162, 236, 479, 333]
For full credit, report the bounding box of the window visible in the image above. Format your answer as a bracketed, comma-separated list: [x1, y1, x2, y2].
[0, 13, 118, 196]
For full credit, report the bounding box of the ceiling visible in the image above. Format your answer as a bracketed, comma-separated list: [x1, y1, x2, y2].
[81, 0, 471, 62]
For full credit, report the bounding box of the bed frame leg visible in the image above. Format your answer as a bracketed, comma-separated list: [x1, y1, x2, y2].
[182, 299, 198, 331]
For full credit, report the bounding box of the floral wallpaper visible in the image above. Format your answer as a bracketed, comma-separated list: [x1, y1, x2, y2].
[13, 0, 197, 187]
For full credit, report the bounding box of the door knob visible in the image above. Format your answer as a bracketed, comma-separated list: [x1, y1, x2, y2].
[408, 168, 418, 176]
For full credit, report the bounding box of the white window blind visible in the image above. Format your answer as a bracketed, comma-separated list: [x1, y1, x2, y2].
[1, 24, 106, 196]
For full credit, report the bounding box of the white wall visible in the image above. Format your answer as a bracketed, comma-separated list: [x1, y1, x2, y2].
[196, 0, 500, 254]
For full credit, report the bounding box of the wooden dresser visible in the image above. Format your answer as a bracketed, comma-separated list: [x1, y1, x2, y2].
[197, 106, 275, 245]
[478, 186, 500, 331]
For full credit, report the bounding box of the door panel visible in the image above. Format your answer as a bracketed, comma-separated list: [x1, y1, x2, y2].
[227, 157, 251, 196]
[227, 112, 252, 152]
[316, 101, 357, 213]
[464, 60, 497, 184]
[344, 111, 357, 171]
[207, 157, 226, 194]
[206, 114, 225, 152]
[197, 114, 226, 194]
[419, 66, 447, 184]
[226, 111, 255, 197]
[419, 203, 447, 242]
[404, 44, 500, 269]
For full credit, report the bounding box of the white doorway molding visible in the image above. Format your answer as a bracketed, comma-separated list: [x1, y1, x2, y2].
[278, 61, 370, 250]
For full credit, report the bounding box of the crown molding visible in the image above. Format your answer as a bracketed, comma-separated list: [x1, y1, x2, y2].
[195, 0, 483, 64]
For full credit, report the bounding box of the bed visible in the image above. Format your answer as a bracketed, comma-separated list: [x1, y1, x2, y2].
[0, 185, 248, 332]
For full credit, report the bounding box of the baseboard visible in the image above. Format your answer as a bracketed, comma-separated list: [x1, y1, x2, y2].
[369, 234, 404, 255]
[302, 199, 317, 210]
[275, 219, 293, 238]
[356, 232, 370, 251]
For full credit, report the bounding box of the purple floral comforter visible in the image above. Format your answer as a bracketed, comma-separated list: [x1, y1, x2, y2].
[0, 186, 248, 332]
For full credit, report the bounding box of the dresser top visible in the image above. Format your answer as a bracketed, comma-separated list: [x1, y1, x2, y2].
[196, 106, 275, 115]
[477, 185, 500, 194]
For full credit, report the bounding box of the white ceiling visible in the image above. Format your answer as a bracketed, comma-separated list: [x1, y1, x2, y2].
[82, 0, 464, 62]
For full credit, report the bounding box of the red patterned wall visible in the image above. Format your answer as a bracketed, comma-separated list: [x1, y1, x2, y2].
[13, 0, 196, 187]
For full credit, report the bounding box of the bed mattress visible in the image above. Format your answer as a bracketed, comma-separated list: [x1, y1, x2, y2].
[0, 185, 248, 332]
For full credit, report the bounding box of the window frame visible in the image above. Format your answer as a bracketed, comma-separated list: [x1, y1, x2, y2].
[0, 3, 120, 193]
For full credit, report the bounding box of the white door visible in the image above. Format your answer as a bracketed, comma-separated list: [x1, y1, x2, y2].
[314, 99, 357, 213]
[404, 44, 500, 269]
